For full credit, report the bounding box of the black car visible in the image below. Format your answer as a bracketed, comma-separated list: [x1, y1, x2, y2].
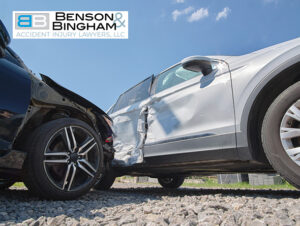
[0, 21, 114, 200]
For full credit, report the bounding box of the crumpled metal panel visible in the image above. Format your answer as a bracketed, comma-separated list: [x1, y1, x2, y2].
[111, 104, 148, 166]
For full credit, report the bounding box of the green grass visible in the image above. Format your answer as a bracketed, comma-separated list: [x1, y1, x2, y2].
[12, 182, 25, 188]
[11, 177, 297, 190]
[182, 178, 296, 190]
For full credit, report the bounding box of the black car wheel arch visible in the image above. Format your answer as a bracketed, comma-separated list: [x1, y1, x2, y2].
[10, 73, 114, 169]
[0, 54, 113, 199]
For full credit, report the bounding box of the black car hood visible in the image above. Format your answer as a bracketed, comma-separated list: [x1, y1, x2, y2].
[40, 74, 110, 119]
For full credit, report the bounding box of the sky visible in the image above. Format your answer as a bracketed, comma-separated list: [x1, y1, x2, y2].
[1, 0, 300, 111]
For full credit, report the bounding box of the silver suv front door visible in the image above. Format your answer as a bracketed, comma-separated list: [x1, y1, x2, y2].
[143, 59, 237, 160]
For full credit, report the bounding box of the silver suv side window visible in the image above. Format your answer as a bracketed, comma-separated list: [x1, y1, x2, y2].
[155, 64, 202, 93]
[112, 76, 153, 113]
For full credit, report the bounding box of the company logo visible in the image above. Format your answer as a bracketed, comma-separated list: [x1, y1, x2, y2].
[15, 13, 49, 29]
[13, 11, 128, 39]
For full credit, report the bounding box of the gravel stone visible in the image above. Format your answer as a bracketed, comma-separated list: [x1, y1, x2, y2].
[0, 182, 299, 225]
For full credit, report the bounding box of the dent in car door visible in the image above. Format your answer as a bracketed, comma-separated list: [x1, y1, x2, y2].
[110, 76, 153, 166]
[0, 58, 31, 150]
[143, 60, 237, 161]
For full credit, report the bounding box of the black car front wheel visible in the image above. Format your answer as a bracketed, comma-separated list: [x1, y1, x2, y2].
[158, 176, 185, 189]
[23, 118, 103, 200]
[262, 82, 300, 189]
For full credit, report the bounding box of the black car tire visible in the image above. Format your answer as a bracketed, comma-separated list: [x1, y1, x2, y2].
[0, 179, 15, 190]
[23, 118, 103, 200]
[158, 176, 185, 189]
[93, 170, 116, 190]
[262, 82, 300, 189]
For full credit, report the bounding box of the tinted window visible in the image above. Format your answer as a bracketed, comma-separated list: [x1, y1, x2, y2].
[112, 76, 153, 112]
[155, 64, 203, 93]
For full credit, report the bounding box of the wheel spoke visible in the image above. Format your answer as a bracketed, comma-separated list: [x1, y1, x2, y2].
[44, 152, 68, 156]
[62, 163, 72, 190]
[77, 161, 94, 177]
[78, 142, 97, 156]
[287, 105, 300, 121]
[64, 127, 72, 152]
[78, 138, 94, 153]
[78, 159, 96, 173]
[68, 164, 77, 191]
[291, 154, 300, 162]
[44, 159, 68, 164]
[280, 127, 300, 139]
[70, 126, 77, 150]
[285, 147, 300, 156]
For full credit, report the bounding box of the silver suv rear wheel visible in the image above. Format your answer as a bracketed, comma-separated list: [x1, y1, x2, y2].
[158, 176, 185, 189]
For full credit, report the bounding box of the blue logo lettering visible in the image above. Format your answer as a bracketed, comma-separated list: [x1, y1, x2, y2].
[18, 15, 32, 27]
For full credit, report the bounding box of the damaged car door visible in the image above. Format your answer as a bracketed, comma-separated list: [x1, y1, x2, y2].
[143, 57, 237, 163]
[109, 76, 153, 166]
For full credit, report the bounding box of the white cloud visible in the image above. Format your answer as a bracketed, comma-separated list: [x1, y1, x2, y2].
[216, 7, 231, 21]
[175, 0, 185, 3]
[187, 8, 209, 22]
[172, 6, 194, 21]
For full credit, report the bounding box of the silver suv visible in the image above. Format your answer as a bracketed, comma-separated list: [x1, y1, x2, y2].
[94, 38, 300, 190]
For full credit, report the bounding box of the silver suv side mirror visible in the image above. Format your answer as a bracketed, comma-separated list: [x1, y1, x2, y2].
[181, 56, 213, 76]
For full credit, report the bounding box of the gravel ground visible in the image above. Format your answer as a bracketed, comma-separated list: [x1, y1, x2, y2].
[0, 182, 300, 226]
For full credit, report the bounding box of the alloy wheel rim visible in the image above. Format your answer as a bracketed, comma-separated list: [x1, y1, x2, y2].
[280, 99, 300, 167]
[43, 126, 100, 191]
